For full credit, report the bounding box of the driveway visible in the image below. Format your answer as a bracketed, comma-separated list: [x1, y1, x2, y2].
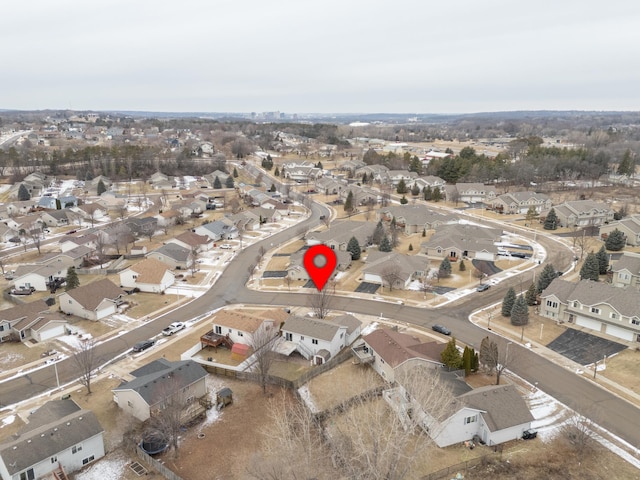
[546, 329, 627, 365]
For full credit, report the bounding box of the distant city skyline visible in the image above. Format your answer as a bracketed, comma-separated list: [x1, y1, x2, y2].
[2, 0, 640, 114]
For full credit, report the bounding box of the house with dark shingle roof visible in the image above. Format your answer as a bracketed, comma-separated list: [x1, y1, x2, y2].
[57, 278, 126, 320]
[377, 205, 454, 234]
[306, 221, 376, 251]
[0, 399, 104, 480]
[148, 243, 193, 270]
[168, 231, 214, 252]
[540, 277, 640, 342]
[193, 219, 239, 241]
[112, 359, 208, 421]
[0, 300, 68, 343]
[119, 258, 175, 293]
[363, 251, 430, 290]
[421, 224, 502, 261]
[281, 314, 362, 364]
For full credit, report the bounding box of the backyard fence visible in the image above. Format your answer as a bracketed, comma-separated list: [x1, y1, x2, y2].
[421, 451, 502, 480]
[134, 445, 185, 480]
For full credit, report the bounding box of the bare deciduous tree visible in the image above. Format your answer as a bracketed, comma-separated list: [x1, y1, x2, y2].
[380, 264, 403, 292]
[72, 338, 99, 394]
[308, 284, 334, 319]
[250, 321, 280, 394]
[560, 408, 599, 459]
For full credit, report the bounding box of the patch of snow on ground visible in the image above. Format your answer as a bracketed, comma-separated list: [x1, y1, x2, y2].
[298, 385, 319, 413]
[199, 406, 222, 430]
[1, 415, 15, 428]
[527, 389, 567, 441]
[361, 321, 379, 336]
[0, 352, 24, 363]
[56, 332, 92, 351]
[74, 451, 129, 480]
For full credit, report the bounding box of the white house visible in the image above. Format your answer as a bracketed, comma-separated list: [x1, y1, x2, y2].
[281, 314, 361, 364]
[0, 399, 104, 480]
[119, 258, 175, 293]
[12, 264, 67, 292]
[58, 279, 126, 321]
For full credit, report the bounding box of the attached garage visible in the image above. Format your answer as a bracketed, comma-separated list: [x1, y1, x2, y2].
[475, 250, 495, 261]
[31, 319, 69, 342]
[363, 273, 383, 285]
[605, 324, 634, 342]
[575, 316, 602, 332]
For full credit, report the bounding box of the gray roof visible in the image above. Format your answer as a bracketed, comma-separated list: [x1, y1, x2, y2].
[114, 359, 208, 406]
[282, 315, 344, 341]
[332, 314, 362, 335]
[422, 224, 501, 253]
[495, 191, 549, 204]
[612, 252, 640, 274]
[201, 220, 238, 236]
[307, 221, 376, 247]
[152, 243, 191, 262]
[378, 205, 453, 227]
[542, 278, 640, 317]
[457, 385, 534, 431]
[0, 400, 103, 475]
[59, 278, 125, 311]
[364, 251, 430, 282]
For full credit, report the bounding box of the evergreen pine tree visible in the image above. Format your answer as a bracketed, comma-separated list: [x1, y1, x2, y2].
[225, 176, 234, 188]
[269, 184, 277, 192]
[439, 257, 452, 277]
[372, 220, 385, 245]
[501, 287, 516, 317]
[18, 184, 30, 201]
[537, 263, 559, 292]
[596, 245, 609, 274]
[459, 260, 466, 272]
[346, 236, 361, 260]
[479, 336, 497, 373]
[233, 167, 239, 178]
[422, 227, 426, 237]
[580, 252, 600, 281]
[423, 185, 432, 201]
[440, 337, 463, 369]
[361, 172, 368, 184]
[511, 295, 529, 326]
[213, 176, 222, 189]
[605, 228, 626, 251]
[344, 191, 354, 215]
[473, 351, 479, 372]
[462, 346, 472, 376]
[378, 236, 392, 252]
[396, 179, 408, 194]
[411, 183, 420, 196]
[400, 195, 408, 204]
[273, 166, 279, 177]
[408, 243, 413, 252]
[544, 208, 558, 230]
[431, 188, 442, 202]
[617, 149, 635, 176]
[97, 179, 107, 195]
[525, 282, 538, 306]
[65, 267, 80, 291]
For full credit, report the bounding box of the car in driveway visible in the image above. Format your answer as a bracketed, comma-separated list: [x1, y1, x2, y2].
[162, 321, 186, 336]
[476, 283, 491, 292]
[11, 287, 35, 296]
[132, 339, 155, 352]
[432, 324, 451, 335]
[220, 243, 233, 249]
[522, 428, 538, 440]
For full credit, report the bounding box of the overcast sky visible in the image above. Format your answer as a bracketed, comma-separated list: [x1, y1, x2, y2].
[2, 0, 639, 114]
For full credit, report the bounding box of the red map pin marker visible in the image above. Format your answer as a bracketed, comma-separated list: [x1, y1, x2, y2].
[303, 244, 337, 291]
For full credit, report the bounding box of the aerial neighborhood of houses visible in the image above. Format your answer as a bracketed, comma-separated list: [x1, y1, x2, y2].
[0, 114, 639, 479]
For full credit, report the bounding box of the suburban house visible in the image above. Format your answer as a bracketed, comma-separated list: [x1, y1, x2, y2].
[112, 359, 208, 422]
[194, 219, 239, 241]
[12, 264, 67, 292]
[287, 249, 352, 282]
[315, 176, 347, 195]
[377, 205, 454, 234]
[0, 399, 104, 480]
[445, 183, 498, 204]
[59, 233, 99, 253]
[72, 203, 107, 223]
[417, 384, 534, 447]
[40, 209, 81, 227]
[39, 245, 93, 269]
[119, 258, 175, 293]
[0, 224, 17, 243]
[306, 221, 376, 251]
[281, 314, 362, 364]
[421, 224, 503, 261]
[553, 200, 615, 227]
[540, 278, 640, 342]
[412, 175, 446, 191]
[168, 231, 214, 252]
[362, 251, 430, 290]
[148, 243, 193, 270]
[5, 200, 36, 216]
[353, 328, 446, 382]
[600, 215, 640, 246]
[422, 150, 452, 164]
[378, 170, 419, 186]
[125, 217, 158, 238]
[490, 191, 552, 215]
[282, 162, 323, 183]
[0, 300, 69, 343]
[58, 278, 126, 321]
[355, 164, 389, 181]
[338, 185, 380, 206]
[611, 252, 640, 288]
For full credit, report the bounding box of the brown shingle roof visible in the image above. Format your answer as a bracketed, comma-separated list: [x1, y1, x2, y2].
[457, 385, 534, 431]
[129, 258, 172, 284]
[364, 328, 444, 368]
[62, 278, 125, 311]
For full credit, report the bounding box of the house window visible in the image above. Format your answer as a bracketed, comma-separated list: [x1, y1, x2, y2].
[19, 469, 35, 480]
[238, 331, 243, 337]
[186, 396, 194, 405]
[591, 307, 600, 315]
[300, 336, 304, 341]
[573, 301, 579, 308]
[464, 415, 477, 425]
[82, 455, 95, 465]
[312, 339, 318, 345]
[610, 313, 618, 320]
[72, 444, 83, 454]
[285, 332, 292, 341]
[127, 401, 133, 408]
[214, 325, 222, 334]
[546, 300, 558, 308]
[69, 300, 72, 304]
[340, 332, 344, 339]
[632, 318, 640, 326]
[51, 456, 57, 464]
[228, 328, 232, 333]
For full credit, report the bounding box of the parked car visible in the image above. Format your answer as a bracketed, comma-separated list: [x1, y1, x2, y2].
[132, 339, 155, 352]
[220, 244, 233, 249]
[476, 284, 490, 292]
[162, 322, 186, 336]
[432, 324, 451, 335]
[522, 428, 538, 440]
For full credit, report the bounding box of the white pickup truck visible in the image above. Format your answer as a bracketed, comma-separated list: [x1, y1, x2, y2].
[162, 322, 186, 336]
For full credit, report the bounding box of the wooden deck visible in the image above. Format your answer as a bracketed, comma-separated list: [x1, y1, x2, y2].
[200, 330, 234, 349]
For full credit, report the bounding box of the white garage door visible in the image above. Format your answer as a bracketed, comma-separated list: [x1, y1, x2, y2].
[363, 273, 382, 285]
[576, 316, 602, 332]
[605, 324, 634, 342]
[475, 251, 494, 261]
[38, 324, 66, 342]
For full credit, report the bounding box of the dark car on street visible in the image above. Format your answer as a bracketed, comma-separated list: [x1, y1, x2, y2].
[432, 324, 451, 335]
[132, 339, 155, 352]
